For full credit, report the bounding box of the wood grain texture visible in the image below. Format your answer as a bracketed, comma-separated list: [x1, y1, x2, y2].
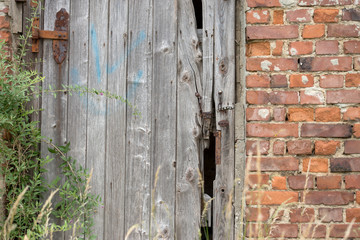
[213, 0, 236, 239]
[41, 1, 70, 240]
[104, 0, 128, 239]
[66, 0, 89, 238]
[125, 0, 153, 239]
[87, 0, 109, 238]
[151, 0, 178, 238]
[176, 0, 203, 239]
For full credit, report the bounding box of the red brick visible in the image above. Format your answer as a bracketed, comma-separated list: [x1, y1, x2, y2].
[270, 75, 287, 88]
[289, 41, 313, 56]
[269, 91, 298, 104]
[330, 158, 360, 172]
[299, 0, 352, 5]
[319, 208, 343, 222]
[317, 176, 341, 189]
[316, 40, 339, 55]
[246, 140, 270, 155]
[289, 74, 314, 87]
[247, 0, 280, 7]
[247, 91, 269, 104]
[246, 207, 270, 221]
[343, 8, 360, 21]
[303, 191, 354, 205]
[299, 57, 352, 72]
[300, 224, 327, 238]
[301, 124, 352, 138]
[346, 209, 360, 222]
[246, 42, 271, 56]
[272, 40, 283, 56]
[246, 25, 299, 40]
[247, 58, 298, 71]
[302, 24, 325, 38]
[357, 192, 360, 204]
[246, 223, 298, 238]
[344, 41, 360, 54]
[319, 75, 343, 88]
[287, 140, 312, 155]
[246, 74, 271, 88]
[314, 9, 339, 22]
[0, 16, 10, 29]
[247, 174, 269, 189]
[288, 108, 314, 122]
[330, 224, 360, 238]
[0, 31, 11, 43]
[247, 157, 299, 171]
[286, 9, 312, 23]
[246, 191, 298, 205]
[345, 175, 360, 189]
[354, 124, 360, 138]
[272, 176, 286, 190]
[273, 10, 284, 25]
[246, 10, 270, 24]
[327, 90, 360, 104]
[315, 107, 341, 122]
[344, 140, 360, 154]
[290, 208, 315, 223]
[355, 57, 360, 70]
[345, 73, 360, 87]
[247, 123, 298, 137]
[344, 107, 360, 121]
[315, 140, 340, 155]
[273, 140, 285, 155]
[328, 24, 360, 37]
[303, 158, 328, 173]
[288, 175, 314, 190]
[300, 89, 324, 104]
[246, 108, 271, 121]
[273, 107, 286, 121]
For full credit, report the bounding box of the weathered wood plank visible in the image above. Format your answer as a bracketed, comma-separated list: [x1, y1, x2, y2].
[87, 0, 109, 238]
[41, 1, 70, 240]
[176, 0, 203, 239]
[151, 0, 178, 238]
[213, 0, 236, 239]
[125, 1, 153, 239]
[201, 0, 215, 149]
[66, 0, 89, 239]
[104, 0, 128, 239]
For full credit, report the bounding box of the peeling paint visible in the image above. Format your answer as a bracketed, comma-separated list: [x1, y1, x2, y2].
[290, 48, 297, 56]
[302, 75, 309, 84]
[261, 60, 272, 71]
[263, 11, 268, 15]
[296, 17, 307, 22]
[258, 109, 270, 119]
[304, 88, 325, 103]
[274, 66, 280, 71]
[331, 59, 339, 66]
[279, 0, 297, 7]
[253, 12, 261, 20]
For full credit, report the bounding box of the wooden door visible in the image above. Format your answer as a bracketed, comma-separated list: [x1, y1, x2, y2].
[39, 0, 235, 239]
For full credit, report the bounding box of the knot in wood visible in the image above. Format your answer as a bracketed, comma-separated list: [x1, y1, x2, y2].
[185, 168, 195, 182]
[181, 72, 191, 82]
[219, 58, 229, 74]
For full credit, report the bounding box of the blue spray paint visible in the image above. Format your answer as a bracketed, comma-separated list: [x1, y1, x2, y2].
[90, 24, 102, 83]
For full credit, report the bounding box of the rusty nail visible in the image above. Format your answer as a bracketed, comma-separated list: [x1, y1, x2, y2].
[218, 90, 223, 95]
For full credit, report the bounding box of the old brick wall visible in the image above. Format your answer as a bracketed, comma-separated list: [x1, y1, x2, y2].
[244, 0, 360, 238]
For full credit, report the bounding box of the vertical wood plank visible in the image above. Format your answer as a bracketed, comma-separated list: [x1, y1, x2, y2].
[176, 0, 203, 239]
[104, 0, 128, 239]
[201, 0, 215, 148]
[87, 0, 109, 238]
[66, 0, 89, 238]
[41, 1, 70, 240]
[125, 1, 153, 238]
[151, 0, 178, 238]
[213, 0, 235, 239]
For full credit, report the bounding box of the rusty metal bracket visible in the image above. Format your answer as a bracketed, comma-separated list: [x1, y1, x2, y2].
[214, 131, 221, 165]
[32, 8, 69, 64]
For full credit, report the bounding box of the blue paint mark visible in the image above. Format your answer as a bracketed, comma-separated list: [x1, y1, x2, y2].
[107, 30, 146, 74]
[91, 24, 102, 83]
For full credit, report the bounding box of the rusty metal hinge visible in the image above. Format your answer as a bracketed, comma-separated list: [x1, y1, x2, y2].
[32, 8, 69, 64]
[214, 131, 221, 165]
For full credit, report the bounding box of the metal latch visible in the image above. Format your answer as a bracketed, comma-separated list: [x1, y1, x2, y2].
[214, 131, 221, 165]
[32, 8, 69, 64]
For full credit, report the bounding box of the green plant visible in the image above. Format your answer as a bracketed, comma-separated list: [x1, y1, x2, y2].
[0, 2, 102, 239]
